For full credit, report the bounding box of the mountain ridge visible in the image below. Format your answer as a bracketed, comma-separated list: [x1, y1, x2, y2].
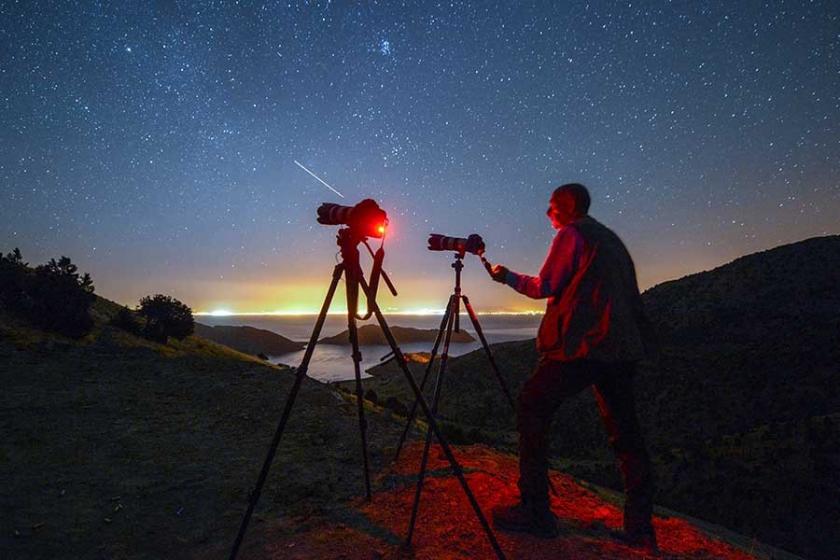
[319, 323, 475, 345]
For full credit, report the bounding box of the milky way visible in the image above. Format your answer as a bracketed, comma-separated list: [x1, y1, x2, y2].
[1, 2, 838, 312]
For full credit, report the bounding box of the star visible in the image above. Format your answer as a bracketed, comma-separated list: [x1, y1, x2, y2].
[379, 39, 391, 56]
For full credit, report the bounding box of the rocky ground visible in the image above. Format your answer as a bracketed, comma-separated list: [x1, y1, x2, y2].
[207, 442, 787, 560]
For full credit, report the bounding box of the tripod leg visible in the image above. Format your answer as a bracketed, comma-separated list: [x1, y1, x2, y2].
[461, 295, 516, 411]
[347, 304, 372, 500]
[454, 288, 461, 332]
[393, 294, 454, 462]
[406, 300, 456, 544]
[229, 264, 344, 560]
[358, 277, 507, 560]
[461, 295, 559, 498]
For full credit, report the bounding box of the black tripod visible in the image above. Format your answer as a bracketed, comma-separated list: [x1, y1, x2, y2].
[396, 252, 557, 546]
[229, 229, 506, 560]
[394, 253, 516, 462]
[393, 252, 517, 546]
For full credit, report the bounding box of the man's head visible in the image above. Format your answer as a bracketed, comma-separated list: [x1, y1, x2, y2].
[547, 183, 590, 228]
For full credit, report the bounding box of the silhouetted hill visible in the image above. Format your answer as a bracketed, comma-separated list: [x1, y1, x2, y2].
[362, 235, 840, 559]
[194, 323, 304, 356]
[643, 235, 840, 346]
[319, 323, 475, 345]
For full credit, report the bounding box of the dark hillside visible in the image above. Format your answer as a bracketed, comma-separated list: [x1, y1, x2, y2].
[361, 236, 840, 559]
[643, 235, 840, 346]
[0, 294, 796, 559]
[0, 310, 405, 559]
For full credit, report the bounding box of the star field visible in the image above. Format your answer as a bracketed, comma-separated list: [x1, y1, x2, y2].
[1, 1, 838, 313]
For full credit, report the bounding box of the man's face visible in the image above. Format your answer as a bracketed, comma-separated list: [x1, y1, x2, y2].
[546, 194, 575, 229]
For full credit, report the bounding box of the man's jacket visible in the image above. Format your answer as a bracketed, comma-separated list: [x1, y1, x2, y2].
[505, 215, 654, 362]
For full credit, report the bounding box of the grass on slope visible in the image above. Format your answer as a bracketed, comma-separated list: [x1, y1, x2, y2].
[0, 313, 406, 559]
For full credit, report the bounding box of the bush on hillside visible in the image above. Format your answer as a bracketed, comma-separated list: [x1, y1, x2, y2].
[110, 306, 143, 335]
[138, 294, 194, 344]
[30, 257, 96, 337]
[0, 249, 96, 338]
[0, 248, 29, 310]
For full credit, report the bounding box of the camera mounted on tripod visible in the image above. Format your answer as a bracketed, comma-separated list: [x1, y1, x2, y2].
[317, 199, 388, 240]
[316, 198, 395, 320]
[427, 233, 485, 257]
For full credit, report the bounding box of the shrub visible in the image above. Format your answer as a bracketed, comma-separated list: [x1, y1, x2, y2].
[110, 306, 142, 335]
[1, 250, 96, 338]
[29, 257, 96, 337]
[0, 248, 29, 311]
[138, 294, 194, 344]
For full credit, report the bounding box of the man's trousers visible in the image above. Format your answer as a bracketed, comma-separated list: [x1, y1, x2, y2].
[517, 357, 655, 534]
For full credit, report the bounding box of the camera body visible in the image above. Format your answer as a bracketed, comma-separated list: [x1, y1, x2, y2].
[317, 199, 388, 239]
[427, 233, 485, 256]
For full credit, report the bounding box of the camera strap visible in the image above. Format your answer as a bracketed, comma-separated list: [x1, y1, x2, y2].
[355, 236, 385, 321]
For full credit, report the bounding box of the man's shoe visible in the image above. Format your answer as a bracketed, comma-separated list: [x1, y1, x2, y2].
[491, 502, 559, 538]
[610, 528, 659, 553]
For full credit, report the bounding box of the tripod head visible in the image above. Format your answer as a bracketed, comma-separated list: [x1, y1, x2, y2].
[335, 227, 397, 321]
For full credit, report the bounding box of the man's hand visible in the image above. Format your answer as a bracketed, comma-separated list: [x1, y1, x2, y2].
[486, 262, 510, 283]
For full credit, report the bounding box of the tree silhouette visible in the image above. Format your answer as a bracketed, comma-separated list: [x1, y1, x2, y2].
[0, 250, 96, 338]
[0, 248, 29, 311]
[138, 294, 194, 344]
[29, 256, 96, 337]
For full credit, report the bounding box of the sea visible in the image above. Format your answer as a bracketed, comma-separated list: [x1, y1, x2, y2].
[197, 313, 542, 382]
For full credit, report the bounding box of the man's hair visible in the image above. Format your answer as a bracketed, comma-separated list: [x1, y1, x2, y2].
[552, 183, 591, 216]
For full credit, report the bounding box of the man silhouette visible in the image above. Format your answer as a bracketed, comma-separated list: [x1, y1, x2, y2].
[486, 183, 657, 550]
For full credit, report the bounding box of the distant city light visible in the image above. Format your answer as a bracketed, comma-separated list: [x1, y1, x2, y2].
[208, 309, 234, 317]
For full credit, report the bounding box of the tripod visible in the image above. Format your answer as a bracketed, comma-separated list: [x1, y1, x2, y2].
[396, 252, 557, 546]
[392, 252, 517, 545]
[394, 253, 516, 462]
[229, 229, 506, 560]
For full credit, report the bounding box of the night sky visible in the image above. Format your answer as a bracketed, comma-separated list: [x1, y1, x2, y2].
[2, 2, 838, 314]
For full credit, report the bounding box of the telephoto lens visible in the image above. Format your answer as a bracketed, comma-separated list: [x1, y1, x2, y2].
[316, 199, 388, 238]
[316, 203, 354, 225]
[427, 233, 485, 256]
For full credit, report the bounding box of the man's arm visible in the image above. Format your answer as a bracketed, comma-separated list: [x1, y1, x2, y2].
[500, 226, 583, 299]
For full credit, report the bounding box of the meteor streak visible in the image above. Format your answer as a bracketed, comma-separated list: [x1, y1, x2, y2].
[294, 160, 345, 198]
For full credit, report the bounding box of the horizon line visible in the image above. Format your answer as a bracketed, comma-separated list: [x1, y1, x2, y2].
[195, 309, 545, 317]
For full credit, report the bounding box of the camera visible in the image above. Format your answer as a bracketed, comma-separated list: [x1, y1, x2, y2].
[317, 199, 388, 238]
[427, 233, 485, 256]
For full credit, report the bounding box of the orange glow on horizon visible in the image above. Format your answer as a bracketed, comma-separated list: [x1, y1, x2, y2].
[195, 307, 546, 316]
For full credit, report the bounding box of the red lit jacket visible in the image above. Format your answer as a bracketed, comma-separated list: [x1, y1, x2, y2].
[505, 216, 653, 362]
